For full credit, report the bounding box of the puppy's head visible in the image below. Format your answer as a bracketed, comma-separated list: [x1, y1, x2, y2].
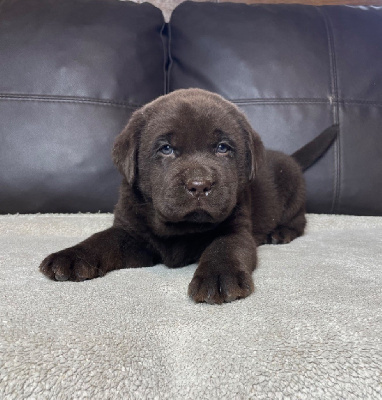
[113, 89, 264, 233]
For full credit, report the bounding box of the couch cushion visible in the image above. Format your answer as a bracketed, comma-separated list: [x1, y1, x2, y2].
[0, 0, 165, 213]
[169, 2, 382, 216]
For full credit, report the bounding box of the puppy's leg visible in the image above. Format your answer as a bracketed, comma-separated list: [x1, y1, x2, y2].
[40, 227, 155, 281]
[268, 208, 306, 245]
[188, 231, 257, 304]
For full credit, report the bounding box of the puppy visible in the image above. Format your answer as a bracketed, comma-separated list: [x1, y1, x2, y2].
[40, 89, 337, 304]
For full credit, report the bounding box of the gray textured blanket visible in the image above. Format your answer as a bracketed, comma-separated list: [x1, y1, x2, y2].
[0, 214, 381, 399]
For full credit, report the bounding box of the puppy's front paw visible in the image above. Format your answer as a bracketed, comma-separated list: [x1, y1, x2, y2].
[39, 247, 103, 282]
[188, 268, 254, 305]
[268, 226, 298, 244]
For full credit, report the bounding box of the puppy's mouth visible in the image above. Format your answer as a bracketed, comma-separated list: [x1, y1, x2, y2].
[160, 209, 215, 224]
[158, 208, 218, 233]
[164, 211, 217, 233]
[183, 210, 214, 223]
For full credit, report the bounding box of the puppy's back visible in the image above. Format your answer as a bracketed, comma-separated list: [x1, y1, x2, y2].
[250, 150, 305, 238]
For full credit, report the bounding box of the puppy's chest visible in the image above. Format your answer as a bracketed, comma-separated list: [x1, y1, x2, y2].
[153, 234, 212, 268]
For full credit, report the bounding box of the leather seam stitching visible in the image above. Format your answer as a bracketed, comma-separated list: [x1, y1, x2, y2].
[231, 99, 329, 105]
[339, 100, 382, 106]
[2, 94, 381, 107]
[166, 18, 173, 94]
[0, 94, 140, 109]
[321, 8, 341, 215]
[233, 99, 382, 106]
[3, 94, 381, 108]
[160, 21, 168, 96]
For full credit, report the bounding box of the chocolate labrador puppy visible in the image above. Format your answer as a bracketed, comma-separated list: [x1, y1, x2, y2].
[40, 88, 337, 304]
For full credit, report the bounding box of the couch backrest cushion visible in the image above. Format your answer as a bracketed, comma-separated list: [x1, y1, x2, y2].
[169, 2, 382, 216]
[0, 0, 165, 213]
[2, 1, 381, 216]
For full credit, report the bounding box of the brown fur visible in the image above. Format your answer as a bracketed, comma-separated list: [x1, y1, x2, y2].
[40, 88, 308, 304]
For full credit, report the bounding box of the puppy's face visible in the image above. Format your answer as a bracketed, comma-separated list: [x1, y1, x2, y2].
[113, 89, 264, 234]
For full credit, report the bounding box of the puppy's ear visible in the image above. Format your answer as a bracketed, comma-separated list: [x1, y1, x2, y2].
[239, 115, 265, 181]
[112, 109, 145, 185]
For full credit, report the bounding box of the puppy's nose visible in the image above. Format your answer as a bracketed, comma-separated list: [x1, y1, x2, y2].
[186, 179, 212, 197]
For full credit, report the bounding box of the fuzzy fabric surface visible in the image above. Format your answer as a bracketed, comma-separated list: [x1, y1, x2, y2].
[0, 213, 381, 399]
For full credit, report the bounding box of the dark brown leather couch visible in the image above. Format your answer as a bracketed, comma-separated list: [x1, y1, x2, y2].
[1, 0, 381, 215]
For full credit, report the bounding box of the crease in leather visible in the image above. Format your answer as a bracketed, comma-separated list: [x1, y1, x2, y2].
[320, 7, 341, 215]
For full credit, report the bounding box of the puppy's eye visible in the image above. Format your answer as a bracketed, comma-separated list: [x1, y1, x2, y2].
[216, 143, 231, 154]
[159, 145, 174, 156]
